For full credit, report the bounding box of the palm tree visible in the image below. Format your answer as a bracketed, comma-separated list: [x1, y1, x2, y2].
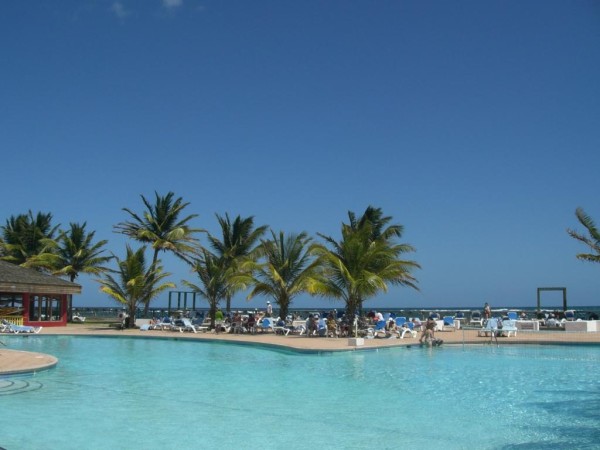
[312, 206, 420, 324]
[207, 213, 267, 312]
[0, 211, 59, 266]
[567, 207, 600, 264]
[241, 230, 320, 321]
[345, 205, 403, 242]
[28, 222, 113, 321]
[183, 249, 229, 330]
[97, 245, 175, 328]
[114, 191, 202, 314]
[29, 222, 111, 281]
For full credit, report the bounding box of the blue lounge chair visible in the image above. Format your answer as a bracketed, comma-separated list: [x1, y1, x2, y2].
[372, 320, 387, 338]
[507, 311, 518, 321]
[258, 317, 274, 333]
[442, 316, 456, 331]
[395, 317, 407, 327]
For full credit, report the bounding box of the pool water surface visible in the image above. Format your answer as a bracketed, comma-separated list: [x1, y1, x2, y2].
[1, 336, 599, 449]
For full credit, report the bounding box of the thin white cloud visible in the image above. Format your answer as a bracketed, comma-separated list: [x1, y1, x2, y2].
[110, 1, 131, 19]
[162, 0, 183, 8]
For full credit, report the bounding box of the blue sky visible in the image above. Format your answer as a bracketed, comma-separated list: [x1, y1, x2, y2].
[1, 1, 599, 310]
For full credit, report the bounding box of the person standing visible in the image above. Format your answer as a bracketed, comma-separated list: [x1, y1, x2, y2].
[266, 301, 273, 317]
[419, 317, 437, 344]
[483, 302, 491, 320]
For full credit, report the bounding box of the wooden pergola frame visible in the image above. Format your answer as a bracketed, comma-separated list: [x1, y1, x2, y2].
[536, 287, 567, 313]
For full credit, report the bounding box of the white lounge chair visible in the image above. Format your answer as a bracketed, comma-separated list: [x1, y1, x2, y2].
[400, 322, 417, 339]
[2, 320, 42, 334]
[470, 311, 483, 327]
[172, 318, 198, 333]
[478, 318, 498, 337]
[272, 319, 291, 336]
[497, 319, 518, 337]
[478, 318, 517, 338]
[149, 317, 174, 330]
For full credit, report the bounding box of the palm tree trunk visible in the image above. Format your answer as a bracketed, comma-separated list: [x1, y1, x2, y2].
[209, 301, 216, 330]
[143, 249, 160, 317]
[346, 296, 361, 335]
[67, 274, 76, 322]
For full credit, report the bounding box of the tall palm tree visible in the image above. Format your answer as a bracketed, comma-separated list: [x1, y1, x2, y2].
[28, 222, 113, 321]
[567, 207, 600, 264]
[312, 206, 420, 323]
[114, 191, 202, 314]
[97, 245, 175, 328]
[0, 211, 59, 266]
[29, 222, 112, 282]
[183, 249, 229, 330]
[241, 230, 320, 321]
[345, 205, 402, 242]
[207, 213, 267, 312]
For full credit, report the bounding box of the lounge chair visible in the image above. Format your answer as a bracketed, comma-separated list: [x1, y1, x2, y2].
[442, 316, 456, 331]
[316, 318, 328, 337]
[478, 318, 517, 338]
[478, 318, 498, 337]
[497, 319, 518, 337]
[395, 317, 407, 327]
[257, 317, 274, 333]
[151, 317, 174, 330]
[192, 316, 211, 332]
[565, 310, 576, 321]
[172, 318, 198, 333]
[507, 311, 518, 321]
[400, 322, 417, 339]
[1, 320, 42, 334]
[231, 320, 245, 334]
[470, 311, 483, 327]
[372, 320, 388, 338]
[292, 323, 306, 335]
[273, 319, 291, 336]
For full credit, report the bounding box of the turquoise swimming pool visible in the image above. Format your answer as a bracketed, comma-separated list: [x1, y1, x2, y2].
[1, 336, 599, 449]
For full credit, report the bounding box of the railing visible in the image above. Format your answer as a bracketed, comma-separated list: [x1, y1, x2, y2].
[0, 316, 24, 326]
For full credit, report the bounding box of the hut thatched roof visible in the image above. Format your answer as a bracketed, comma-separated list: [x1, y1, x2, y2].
[0, 260, 82, 295]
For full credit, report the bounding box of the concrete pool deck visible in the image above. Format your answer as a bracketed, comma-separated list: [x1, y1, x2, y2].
[2, 323, 600, 375]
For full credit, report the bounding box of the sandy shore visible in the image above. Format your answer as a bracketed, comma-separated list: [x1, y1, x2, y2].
[2, 323, 599, 375]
